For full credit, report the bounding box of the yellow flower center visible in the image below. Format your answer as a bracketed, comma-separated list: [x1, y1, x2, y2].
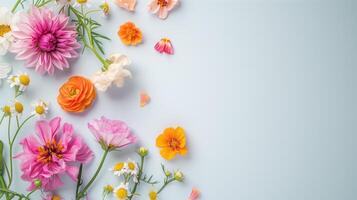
[149, 191, 157, 200]
[114, 162, 125, 171]
[14, 102, 23, 113]
[19, 74, 30, 86]
[157, 0, 168, 7]
[116, 188, 128, 199]
[168, 138, 180, 150]
[35, 105, 45, 115]
[128, 162, 135, 170]
[52, 195, 61, 200]
[69, 88, 79, 96]
[0, 24, 11, 37]
[76, 0, 87, 4]
[2, 105, 11, 115]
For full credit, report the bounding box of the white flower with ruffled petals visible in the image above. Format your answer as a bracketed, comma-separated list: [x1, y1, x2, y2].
[0, 7, 18, 55]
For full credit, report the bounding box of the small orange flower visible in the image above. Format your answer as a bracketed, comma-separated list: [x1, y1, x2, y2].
[156, 126, 188, 160]
[57, 76, 96, 113]
[118, 22, 143, 46]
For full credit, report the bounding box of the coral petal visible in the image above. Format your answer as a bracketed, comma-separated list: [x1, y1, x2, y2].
[140, 91, 151, 107]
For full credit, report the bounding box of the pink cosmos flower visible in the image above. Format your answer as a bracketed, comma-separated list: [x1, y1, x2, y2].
[188, 188, 200, 200]
[148, 0, 179, 19]
[154, 38, 174, 54]
[88, 116, 137, 151]
[15, 117, 93, 191]
[11, 6, 80, 75]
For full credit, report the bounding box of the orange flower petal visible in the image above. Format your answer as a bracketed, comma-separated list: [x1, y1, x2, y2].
[160, 147, 177, 160]
[140, 91, 150, 107]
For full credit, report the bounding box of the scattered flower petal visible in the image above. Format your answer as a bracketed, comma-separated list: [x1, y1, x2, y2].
[154, 38, 174, 55]
[188, 188, 200, 200]
[140, 91, 150, 107]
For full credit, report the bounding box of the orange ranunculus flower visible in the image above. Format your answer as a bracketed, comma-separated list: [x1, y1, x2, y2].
[57, 76, 96, 113]
[156, 126, 188, 160]
[118, 21, 143, 46]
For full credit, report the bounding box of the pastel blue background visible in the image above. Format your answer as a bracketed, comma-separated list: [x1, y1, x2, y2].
[1, 0, 357, 199]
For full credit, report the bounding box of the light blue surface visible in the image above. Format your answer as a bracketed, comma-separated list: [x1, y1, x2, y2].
[1, 0, 357, 199]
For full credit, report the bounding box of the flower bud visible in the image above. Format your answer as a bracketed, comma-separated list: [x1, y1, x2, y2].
[165, 170, 172, 177]
[174, 170, 184, 182]
[103, 184, 114, 193]
[33, 179, 42, 188]
[138, 147, 148, 157]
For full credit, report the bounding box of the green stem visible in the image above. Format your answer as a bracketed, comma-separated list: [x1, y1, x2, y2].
[128, 156, 145, 200]
[25, 189, 37, 198]
[7, 114, 35, 188]
[157, 178, 175, 194]
[77, 150, 109, 199]
[75, 164, 83, 199]
[0, 188, 29, 200]
[0, 114, 5, 126]
[37, 0, 54, 7]
[11, 0, 22, 13]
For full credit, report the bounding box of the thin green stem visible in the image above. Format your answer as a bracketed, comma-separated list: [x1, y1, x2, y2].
[0, 114, 5, 125]
[25, 189, 37, 198]
[15, 116, 19, 129]
[37, 0, 54, 7]
[128, 156, 145, 200]
[0, 188, 29, 200]
[75, 164, 83, 199]
[77, 150, 109, 199]
[7, 114, 35, 188]
[157, 178, 175, 194]
[11, 0, 23, 13]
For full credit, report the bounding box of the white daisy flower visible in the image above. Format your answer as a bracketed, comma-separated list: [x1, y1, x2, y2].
[73, 0, 91, 8]
[2, 104, 14, 116]
[32, 100, 49, 118]
[7, 74, 18, 88]
[110, 162, 126, 177]
[0, 7, 18, 55]
[14, 72, 30, 92]
[126, 159, 138, 182]
[113, 183, 129, 200]
[0, 62, 11, 86]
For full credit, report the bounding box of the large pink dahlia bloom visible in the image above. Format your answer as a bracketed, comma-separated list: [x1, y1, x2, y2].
[11, 7, 80, 75]
[15, 117, 93, 191]
[88, 116, 137, 151]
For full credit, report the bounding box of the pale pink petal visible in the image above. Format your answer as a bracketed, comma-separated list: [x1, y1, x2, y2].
[140, 91, 151, 107]
[188, 188, 200, 200]
[65, 165, 79, 181]
[158, 7, 169, 19]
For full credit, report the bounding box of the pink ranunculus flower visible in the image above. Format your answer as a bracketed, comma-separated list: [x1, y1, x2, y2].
[15, 117, 93, 191]
[10, 6, 80, 75]
[88, 116, 137, 151]
[148, 0, 179, 19]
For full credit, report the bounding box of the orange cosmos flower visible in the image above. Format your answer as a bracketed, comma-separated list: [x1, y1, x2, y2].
[156, 126, 188, 160]
[118, 22, 143, 46]
[57, 76, 96, 113]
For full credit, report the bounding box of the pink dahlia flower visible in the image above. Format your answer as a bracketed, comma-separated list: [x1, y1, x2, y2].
[15, 117, 93, 191]
[11, 7, 80, 75]
[88, 116, 137, 151]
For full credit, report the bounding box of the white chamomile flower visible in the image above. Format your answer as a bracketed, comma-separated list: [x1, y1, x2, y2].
[0, 62, 11, 86]
[0, 7, 18, 55]
[7, 74, 18, 88]
[15, 72, 30, 92]
[126, 159, 138, 182]
[32, 100, 49, 118]
[12, 99, 24, 116]
[113, 183, 129, 200]
[111, 162, 126, 177]
[74, 0, 91, 8]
